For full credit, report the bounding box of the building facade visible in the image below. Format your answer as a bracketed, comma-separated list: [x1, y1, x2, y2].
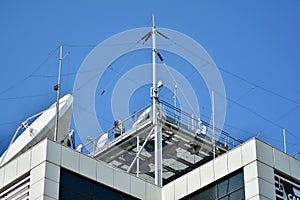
[0, 137, 299, 200]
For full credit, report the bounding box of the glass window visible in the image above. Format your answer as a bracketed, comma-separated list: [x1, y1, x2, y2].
[60, 187, 92, 200]
[60, 169, 94, 198]
[94, 184, 132, 200]
[181, 170, 244, 200]
[191, 185, 216, 200]
[59, 168, 139, 200]
[218, 171, 244, 198]
[228, 188, 245, 200]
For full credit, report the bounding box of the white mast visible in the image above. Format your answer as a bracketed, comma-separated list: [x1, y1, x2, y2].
[283, 128, 287, 153]
[54, 45, 63, 142]
[152, 14, 157, 127]
[212, 90, 215, 159]
[152, 14, 163, 186]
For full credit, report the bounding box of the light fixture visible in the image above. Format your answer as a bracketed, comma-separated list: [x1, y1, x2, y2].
[157, 80, 163, 88]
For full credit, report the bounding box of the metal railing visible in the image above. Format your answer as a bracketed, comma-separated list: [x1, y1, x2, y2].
[81, 100, 243, 156]
[82, 104, 153, 156]
[159, 99, 243, 150]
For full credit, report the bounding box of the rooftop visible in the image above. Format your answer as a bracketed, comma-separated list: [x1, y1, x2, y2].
[82, 100, 243, 185]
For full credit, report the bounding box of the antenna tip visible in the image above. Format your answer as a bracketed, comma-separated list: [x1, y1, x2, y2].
[152, 13, 155, 27]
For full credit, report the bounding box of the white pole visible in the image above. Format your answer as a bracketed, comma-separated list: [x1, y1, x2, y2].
[136, 136, 140, 177]
[283, 129, 287, 153]
[174, 84, 177, 121]
[152, 14, 157, 128]
[212, 90, 215, 159]
[152, 14, 163, 187]
[54, 45, 63, 142]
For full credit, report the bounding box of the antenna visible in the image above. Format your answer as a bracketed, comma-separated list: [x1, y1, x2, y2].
[0, 110, 44, 166]
[0, 94, 73, 167]
[174, 84, 178, 121]
[151, 13, 163, 187]
[152, 13, 155, 27]
[138, 14, 171, 186]
[54, 45, 63, 142]
[212, 90, 215, 159]
[283, 128, 287, 153]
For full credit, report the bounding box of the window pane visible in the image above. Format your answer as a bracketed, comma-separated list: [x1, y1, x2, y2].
[229, 188, 245, 200]
[60, 170, 93, 198]
[94, 184, 133, 200]
[191, 185, 216, 200]
[59, 169, 139, 200]
[60, 187, 92, 200]
[219, 196, 228, 200]
[228, 171, 244, 190]
[218, 171, 244, 197]
[218, 179, 229, 197]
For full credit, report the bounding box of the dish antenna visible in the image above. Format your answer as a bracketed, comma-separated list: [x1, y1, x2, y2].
[0, 94, 73, 167]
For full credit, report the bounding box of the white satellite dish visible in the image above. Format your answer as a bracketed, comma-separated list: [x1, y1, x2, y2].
[132, 106, 152, 127]
[96, 132, 108, 150]
[76, 144, 83, 152]
[0, 94, 73, 167]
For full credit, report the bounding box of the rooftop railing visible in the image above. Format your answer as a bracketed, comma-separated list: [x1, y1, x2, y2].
[82, 100, 243, 156]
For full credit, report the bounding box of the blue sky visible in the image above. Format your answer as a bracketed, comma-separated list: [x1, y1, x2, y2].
[0, 1, 300, 157]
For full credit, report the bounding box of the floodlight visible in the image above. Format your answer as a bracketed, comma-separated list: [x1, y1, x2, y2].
[157, 80, 163, 88]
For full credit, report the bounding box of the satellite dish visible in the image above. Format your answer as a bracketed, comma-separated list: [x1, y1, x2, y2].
[132, 106, 152, 127]
[96, 132, 108, 150]
[76, 144, 83, 152]
[0, 94, 73, 167]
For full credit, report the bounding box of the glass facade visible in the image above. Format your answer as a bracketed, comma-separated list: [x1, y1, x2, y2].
[59, 168, 140, 200]
[181, 170, 245, 200]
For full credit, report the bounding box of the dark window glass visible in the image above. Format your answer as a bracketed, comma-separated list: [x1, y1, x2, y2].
[218, 171, 244, 197]
[191, 185, 216, 200]
[59, 187, 92, 200]
[59, 169, 139, 200]
[60, 169, 93, 198]
[94, 184, 132, 200]
[181, 170, 244, 200]
[228, 188, 245, 200]
[219, 196, 228, 200]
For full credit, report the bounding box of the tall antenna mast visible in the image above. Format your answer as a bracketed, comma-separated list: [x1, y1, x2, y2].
[152, 13, 163, 187]
[54, 45, 63, 142]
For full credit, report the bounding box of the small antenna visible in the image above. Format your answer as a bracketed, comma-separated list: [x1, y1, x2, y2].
[152, 13, 155, 27]
[283, 128, 287, 153]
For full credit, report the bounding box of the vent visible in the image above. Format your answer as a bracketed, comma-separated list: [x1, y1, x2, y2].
[0, 175, 30, 200]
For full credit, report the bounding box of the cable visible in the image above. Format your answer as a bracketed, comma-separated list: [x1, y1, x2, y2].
[98, 49, 139, 96]
[218, 91, 300, 141]
[0, 92, 54, 101]
[0, 46, 59, 96]
[258, 105, 300, 135]
[169, 33, 300, 107]
[73, 40, 141, 95]
[219, 67, 300, 106]
[164, 35, 300, 150]
[157, 51, 200, 118]
[63, 44, 96, 48]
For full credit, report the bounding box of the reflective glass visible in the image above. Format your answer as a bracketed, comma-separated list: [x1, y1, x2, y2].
[60, 169, 93, 198]
[60, 187, 92, 200]
[181, 170, 244, 200]
[190, 185, 216, 200]
[59, 169, 139, 200]
[218, 171, 244, 197]
[229, 188, 245, 200]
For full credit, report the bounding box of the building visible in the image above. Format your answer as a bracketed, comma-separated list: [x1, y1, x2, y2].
[1, 23, 299, 200]
[0, 96, 299, 200]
